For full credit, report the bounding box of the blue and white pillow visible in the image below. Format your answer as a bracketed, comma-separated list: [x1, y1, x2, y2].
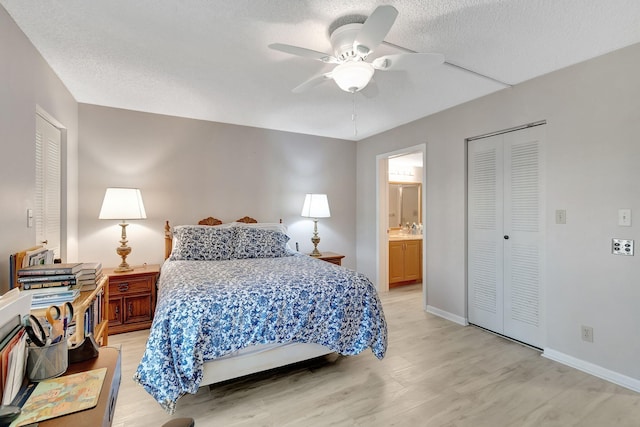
[232, 227, 291, 259]
[169, 225, 235, 261]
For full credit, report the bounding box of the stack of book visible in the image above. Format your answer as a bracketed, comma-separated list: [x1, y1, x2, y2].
[76, 262, 103, 291]
[17, 263, 82, 309]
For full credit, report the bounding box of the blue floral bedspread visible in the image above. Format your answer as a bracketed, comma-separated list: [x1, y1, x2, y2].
[133, 253, 387, 412]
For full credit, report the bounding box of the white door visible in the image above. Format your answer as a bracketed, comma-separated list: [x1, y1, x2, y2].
[468, 125, 544, 348]
[35, 114, 61, 257]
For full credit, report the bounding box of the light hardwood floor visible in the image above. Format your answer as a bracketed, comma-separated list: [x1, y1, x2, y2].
[109, 284, 640, 426]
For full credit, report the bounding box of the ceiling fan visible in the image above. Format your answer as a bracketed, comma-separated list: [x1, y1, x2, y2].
[269, 5, 444, 94]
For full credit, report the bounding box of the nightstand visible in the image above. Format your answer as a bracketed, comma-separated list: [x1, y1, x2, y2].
[314, 252, 345, 266]
[104, 264, 160, 335]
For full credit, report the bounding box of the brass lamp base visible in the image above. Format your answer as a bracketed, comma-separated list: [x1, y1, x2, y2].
[310, 219, 322, 257]
[114, 222, 133, 272]
[114, 262, 133, 273]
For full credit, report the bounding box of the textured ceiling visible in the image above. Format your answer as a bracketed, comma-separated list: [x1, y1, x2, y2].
[2, 1, 640, 141]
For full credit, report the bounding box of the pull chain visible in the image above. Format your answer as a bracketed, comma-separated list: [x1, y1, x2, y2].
[351, 91, 358, 137]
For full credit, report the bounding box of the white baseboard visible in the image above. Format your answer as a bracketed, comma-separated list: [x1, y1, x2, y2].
[426, 305, 468, 326]
[543, 348, 640, 393]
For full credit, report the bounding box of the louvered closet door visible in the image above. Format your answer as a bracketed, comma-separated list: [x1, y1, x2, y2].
[468, 125, 544, 348]
[468, 134, 504, 333]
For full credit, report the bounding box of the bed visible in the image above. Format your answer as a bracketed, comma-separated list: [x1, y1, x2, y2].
[134, 217, 388, 413]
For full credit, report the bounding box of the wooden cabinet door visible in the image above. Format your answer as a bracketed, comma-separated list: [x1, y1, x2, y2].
[123, 294, 153, 324]
[108, 297, 123, 328]
[403, 240, 422, 282]
[389, 239, 423, 285]
[389, 241, 405, 284]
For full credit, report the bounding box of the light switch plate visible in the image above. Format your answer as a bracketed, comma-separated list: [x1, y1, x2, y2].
[618, 209, 631, 226]
[612, 238, 634, 256]
[555, 209, 566, 224]
[27, 208, 33, 228]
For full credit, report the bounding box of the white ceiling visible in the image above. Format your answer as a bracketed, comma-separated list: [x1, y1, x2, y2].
[3, 1, 640, 141]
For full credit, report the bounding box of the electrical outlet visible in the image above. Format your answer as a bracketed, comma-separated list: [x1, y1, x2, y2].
[612, 238, 634, 256]
[581, 325, 594, 343]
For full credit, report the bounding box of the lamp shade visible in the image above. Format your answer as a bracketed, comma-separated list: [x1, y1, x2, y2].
[332, 61, 374, 93]
[301, 194, 331, 218]
[99, 188, 147, 220]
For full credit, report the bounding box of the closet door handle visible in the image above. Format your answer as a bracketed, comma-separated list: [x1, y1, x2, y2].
[504, 235, 509, 240]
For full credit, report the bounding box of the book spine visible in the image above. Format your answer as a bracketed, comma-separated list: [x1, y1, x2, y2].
[22, 280, 76, 290]
[17, 274, 76, 283]
[17, 268, 78, 276]
[31, 290, 78, 299]
[9, 254, 16, 289]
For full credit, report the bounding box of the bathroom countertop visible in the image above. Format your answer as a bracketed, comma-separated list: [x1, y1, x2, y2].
[389, 234, 423, 241]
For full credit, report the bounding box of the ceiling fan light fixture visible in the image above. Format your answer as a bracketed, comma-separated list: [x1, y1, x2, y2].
[332, 61, 374, 92]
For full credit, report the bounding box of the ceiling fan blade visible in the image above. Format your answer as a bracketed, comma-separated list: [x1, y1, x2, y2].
[372, 53, 445, 71]
[292, 72, 334, 93]
[354, 5, 398, 58]
[269, 43, 338, 63]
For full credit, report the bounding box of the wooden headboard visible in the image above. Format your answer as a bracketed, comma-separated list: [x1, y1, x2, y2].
[164, 216, 260, 260]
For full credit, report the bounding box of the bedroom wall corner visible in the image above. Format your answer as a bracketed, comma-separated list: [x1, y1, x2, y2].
[0, 5, 79, 294]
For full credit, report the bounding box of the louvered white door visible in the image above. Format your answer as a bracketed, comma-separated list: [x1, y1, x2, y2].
[468, 135, 504, 333]
[468, 125, 544, 348]
[35, 114, 61, 257]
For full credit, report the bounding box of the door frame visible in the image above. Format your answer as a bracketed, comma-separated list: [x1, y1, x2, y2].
[376, 143, 427, 308]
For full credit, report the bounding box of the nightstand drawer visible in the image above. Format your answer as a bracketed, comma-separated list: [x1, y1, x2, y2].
[315, 251, 345, 266]
[109, 275, 154, 295]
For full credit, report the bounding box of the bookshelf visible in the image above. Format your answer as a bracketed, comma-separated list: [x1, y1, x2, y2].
[30, 275, 109, 347]
[11, 248, 109, 347]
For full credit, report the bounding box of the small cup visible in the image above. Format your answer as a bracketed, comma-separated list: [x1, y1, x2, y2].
[26, 339, 68, 381]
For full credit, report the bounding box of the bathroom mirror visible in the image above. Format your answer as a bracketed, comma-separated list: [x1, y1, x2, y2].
[389, 182, 421, 227]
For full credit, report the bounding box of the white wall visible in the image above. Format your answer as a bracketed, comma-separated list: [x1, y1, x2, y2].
[357, 43, 640, 383]
[0, 7, 79, 294]
[77, 104, 357, 270]
[357, 45, 640, 380]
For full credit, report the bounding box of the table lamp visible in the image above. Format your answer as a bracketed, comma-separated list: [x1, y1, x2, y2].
[99, 187, 146, 272]
[300, 193, 331, 256]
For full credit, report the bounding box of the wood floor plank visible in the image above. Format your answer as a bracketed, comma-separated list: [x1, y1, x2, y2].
[109, 284, 640, 426]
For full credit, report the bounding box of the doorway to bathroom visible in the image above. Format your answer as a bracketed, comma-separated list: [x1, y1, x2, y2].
[376, 144, 426, 309]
